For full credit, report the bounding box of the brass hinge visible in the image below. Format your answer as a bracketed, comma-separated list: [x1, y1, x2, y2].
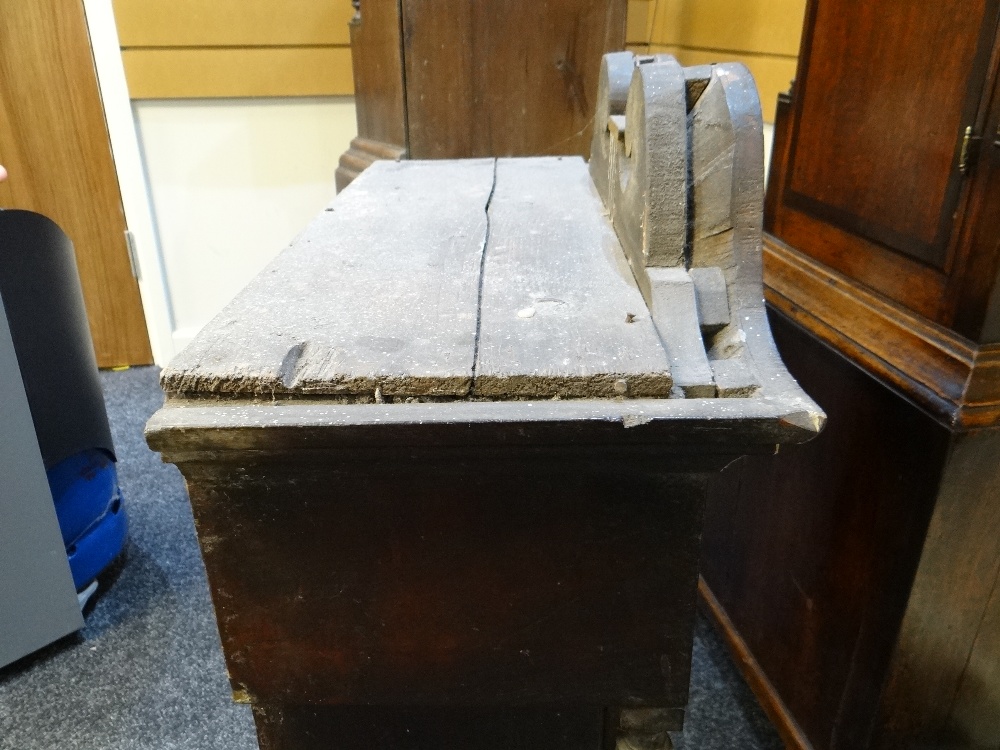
[959, 126, 983, 174]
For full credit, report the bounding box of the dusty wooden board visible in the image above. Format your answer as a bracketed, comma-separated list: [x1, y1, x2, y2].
[473, 158, 673, 399]
[689, 72, 737, 272]
[589, 51, 635, 205]
[162, 159, 495, 398]
[711, 356, 761, 398]
[689, 266, 731, 332]
[647, 268, 716, 397]
[612, 57, 688, 271]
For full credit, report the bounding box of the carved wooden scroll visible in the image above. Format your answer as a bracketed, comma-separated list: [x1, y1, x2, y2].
[590, 52, 787, 401]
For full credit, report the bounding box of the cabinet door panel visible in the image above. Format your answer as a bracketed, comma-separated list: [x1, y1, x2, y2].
[781, 0, 995, 271]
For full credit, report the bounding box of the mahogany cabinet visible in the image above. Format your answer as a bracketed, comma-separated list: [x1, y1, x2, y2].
[701, 1, 1000, 749]
[336, 0, 627, 189]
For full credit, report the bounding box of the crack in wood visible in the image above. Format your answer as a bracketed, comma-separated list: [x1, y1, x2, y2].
[469, 157, 499, 388]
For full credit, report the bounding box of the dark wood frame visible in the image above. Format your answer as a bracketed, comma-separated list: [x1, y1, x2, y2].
[703, 3, 1000, 748]
[766, 1, 1000, 333]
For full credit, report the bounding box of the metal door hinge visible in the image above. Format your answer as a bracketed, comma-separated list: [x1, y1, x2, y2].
[959, 125, 982, 174]
[124, 230, 142, 281]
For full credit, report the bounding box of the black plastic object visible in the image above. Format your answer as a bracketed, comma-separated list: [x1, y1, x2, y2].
[0, 210, 115, 467]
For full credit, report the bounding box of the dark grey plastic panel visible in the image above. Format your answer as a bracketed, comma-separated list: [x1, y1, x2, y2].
[0, 300, 83, 668]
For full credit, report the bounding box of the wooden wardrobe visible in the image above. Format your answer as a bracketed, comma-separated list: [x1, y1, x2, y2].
[701, 1, 1000, 748]
[336, 0, 627, 189]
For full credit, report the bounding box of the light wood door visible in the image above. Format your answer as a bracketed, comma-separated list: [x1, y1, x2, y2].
[0, 0, 153, 367]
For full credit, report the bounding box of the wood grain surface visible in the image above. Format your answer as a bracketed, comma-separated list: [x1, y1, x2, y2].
[720, 2, 1000, 746]
[114, 0, 356, 99]
[766, 0, 1000, 330]
[701, 309, 952, 750]
[401, 0, 627, 159]
[0, 0, 152, 366]
[165, 157, 685, 401]
[185, 454, 706, 709]
[872, 429, 1000, 748]
[785, 1, 987, 266]
[163, 159, 494, 398]
[475, 157, 672, 399]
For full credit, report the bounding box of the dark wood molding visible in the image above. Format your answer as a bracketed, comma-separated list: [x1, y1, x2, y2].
[764, 234, 1000, 430]
[698, 578, 814, 750]
[336, 0, 408, 190]
[335, 137, 407, 192]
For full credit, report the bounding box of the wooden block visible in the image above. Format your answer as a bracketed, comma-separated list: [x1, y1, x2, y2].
[611, 57, 688, 270]
[474, 158, 673, 399]
[689, 266, 730, 332]
[161, 159, 495, 399]
[711, 356, 761, 398]
[689, 73, 736, 272]
[647, 268, 716, 398]
[589, 51, 637, 207]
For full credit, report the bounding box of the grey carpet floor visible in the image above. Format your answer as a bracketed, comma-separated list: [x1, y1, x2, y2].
[0, 366, 782, 749]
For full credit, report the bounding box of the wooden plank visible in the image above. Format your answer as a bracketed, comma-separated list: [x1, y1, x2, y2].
[0, 0, 152, 365]
[690, 266, 730, 332]
[698, 579, 815, 750]
[689, 73, 737, 272]
[607, 56, 688, 271]
[113, 0, 355, 47]
[874, 429, 1000, 747]
[647, 268, 716, 397]
[122, 46, 354, 99]
[162, 160, 496, 398]
[948, 563, 1000, 745]
[711, 357, 761, 398]
[474, 158, 673, 399]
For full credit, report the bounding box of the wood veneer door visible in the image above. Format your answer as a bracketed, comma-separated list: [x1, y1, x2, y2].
[771, 0, 999, 322]
[400, 0, 627, 159]
[0, 0, 153, 367]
